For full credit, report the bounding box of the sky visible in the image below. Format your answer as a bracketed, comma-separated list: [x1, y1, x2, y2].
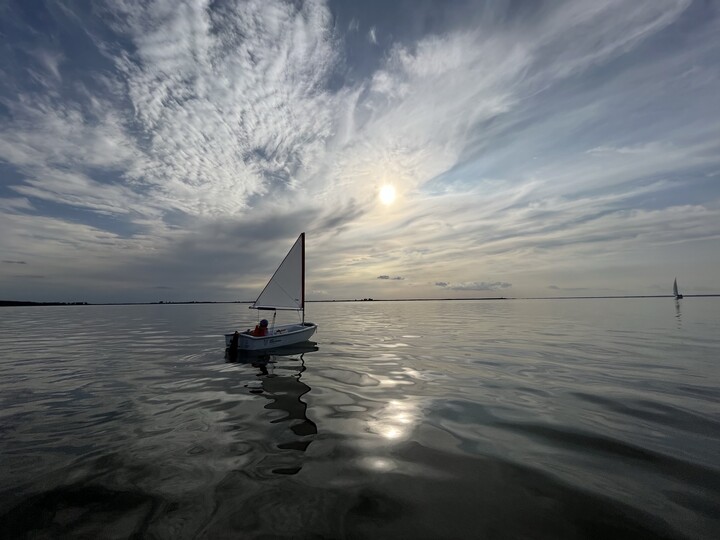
[1, 0, 719, 303]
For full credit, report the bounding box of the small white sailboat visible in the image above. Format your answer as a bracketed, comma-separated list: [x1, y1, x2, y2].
[673, 278, 683, 299]
[225, 233, 317, 351]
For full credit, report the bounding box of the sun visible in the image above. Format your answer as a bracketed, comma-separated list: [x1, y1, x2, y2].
[379, 184, 396, 205]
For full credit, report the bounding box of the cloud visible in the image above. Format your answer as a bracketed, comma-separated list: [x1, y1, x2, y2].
[548, 285, 616, 292]
[3, 260, 26, 264]
[377, 275, 404, 280]
[435, 281, 512, 291]
[30, 49, 64, 82]
[0, 198, 34, 212]
[2, 0, 344, 221]
[111, 0, 342, 216]
[368, 26, 377, 44]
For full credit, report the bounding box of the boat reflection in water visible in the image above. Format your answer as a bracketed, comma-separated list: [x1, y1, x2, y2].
[226, 341, 318, 475]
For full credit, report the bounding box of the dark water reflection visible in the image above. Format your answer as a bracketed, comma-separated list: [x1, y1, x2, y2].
[0, 300, 719, 538]
[227, 347, 318, 475]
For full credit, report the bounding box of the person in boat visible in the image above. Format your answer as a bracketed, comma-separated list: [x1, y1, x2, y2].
[252, 319, 269, 337]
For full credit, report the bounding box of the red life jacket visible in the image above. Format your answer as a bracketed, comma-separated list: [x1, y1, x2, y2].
[252, 325, 267, 337]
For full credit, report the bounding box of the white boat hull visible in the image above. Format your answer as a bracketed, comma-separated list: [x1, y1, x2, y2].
[225, 323, 317, 351]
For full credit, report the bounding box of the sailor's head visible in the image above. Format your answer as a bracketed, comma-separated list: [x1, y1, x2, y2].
[260, 319, 269, 327]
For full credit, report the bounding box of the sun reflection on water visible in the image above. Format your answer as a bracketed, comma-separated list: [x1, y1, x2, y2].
[358, 457, 397, 472]
[368, 399, 419, 441]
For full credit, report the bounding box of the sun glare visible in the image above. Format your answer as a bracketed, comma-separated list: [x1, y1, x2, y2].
[379, 184, 396, 205]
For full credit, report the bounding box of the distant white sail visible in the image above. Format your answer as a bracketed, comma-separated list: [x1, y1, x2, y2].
[252, 234, 304, 310]
[673, 278, 683, 299]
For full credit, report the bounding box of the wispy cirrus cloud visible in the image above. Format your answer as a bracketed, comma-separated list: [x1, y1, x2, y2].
[107, 0, 341, 216]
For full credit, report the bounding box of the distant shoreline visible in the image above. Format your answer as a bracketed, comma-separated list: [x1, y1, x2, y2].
[1, 295, 718, 307]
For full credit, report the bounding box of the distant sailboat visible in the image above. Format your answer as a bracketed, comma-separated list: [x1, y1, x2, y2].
[673, 278, 683, 299]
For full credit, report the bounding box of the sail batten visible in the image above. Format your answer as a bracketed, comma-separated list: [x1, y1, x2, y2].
[251, 233, 305, 311]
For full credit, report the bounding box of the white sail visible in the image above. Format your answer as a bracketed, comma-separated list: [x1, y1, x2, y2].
[673, 278, 679, 297]
[252, 233, 304, 310]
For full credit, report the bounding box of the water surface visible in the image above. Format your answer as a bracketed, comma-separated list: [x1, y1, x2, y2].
[1, 299, 718, 538]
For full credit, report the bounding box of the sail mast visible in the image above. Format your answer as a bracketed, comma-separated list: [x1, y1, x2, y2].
[301, 232, 306, 323]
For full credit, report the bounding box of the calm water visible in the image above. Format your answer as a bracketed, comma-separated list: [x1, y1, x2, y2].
[1, 299, 718, 539]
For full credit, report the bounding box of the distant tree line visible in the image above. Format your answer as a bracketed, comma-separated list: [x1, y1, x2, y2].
[0, 301, 89, 307]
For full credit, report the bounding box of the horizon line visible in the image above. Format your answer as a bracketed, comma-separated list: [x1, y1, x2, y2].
[2, 294, 719, 307]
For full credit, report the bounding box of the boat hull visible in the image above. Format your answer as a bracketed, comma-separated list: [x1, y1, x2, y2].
[225, 323, 317, 351]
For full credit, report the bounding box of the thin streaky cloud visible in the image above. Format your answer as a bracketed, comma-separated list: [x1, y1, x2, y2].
[368, 26, 377, 44]
[436, 282, 512, 291]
